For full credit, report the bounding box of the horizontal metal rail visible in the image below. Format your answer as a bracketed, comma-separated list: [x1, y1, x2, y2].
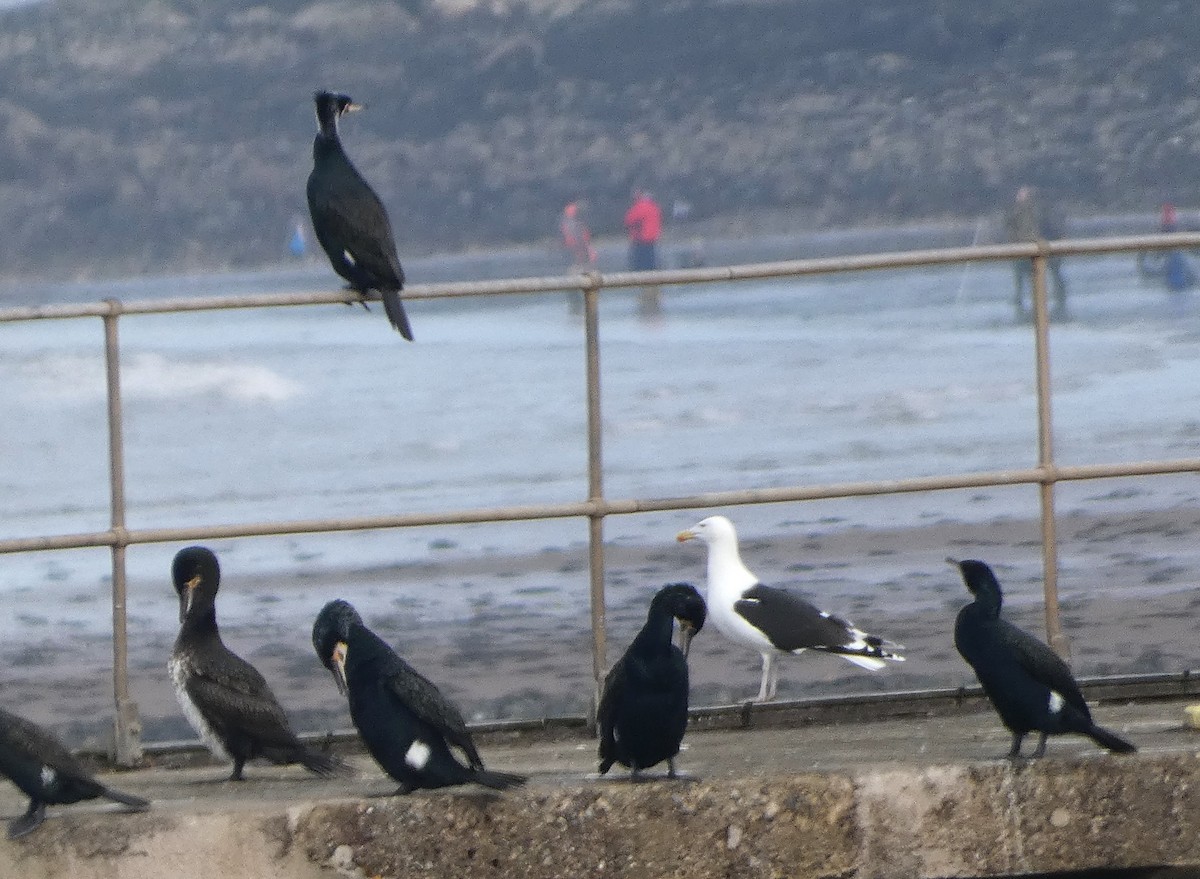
[3, 231, 1199, 763]
[4, 457, 1200, 556]
[5, 232, 1200, 323]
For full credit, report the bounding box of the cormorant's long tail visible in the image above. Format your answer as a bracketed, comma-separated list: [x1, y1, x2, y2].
[102, 786, 151, 810]
[279, 746, 352, 778]
[381, 288, 414, 341]
[1086, 722, 1137, 754]
[7, 801, 45, 838]
[472, 767, 527, 790]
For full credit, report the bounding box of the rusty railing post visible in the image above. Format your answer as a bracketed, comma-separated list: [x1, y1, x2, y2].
[103, 301, 142, 765]
[1030, 252, 1069, 660]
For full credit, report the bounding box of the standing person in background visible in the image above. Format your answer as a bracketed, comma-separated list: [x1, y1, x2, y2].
[1005, 184, 1069, 322]
[1159, 203, 1196, 292]
[560, 201, 596, 271]
[624, 187, 663, 317]
[560, 199, 597, 314]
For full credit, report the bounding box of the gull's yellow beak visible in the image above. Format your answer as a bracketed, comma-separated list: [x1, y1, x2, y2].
[676, 529, 696, 543]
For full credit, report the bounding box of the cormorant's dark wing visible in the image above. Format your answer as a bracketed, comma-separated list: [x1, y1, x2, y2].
[380, 655, 483, 769]
[734, 583, 858, 651]
[306, 162, 405, 292]
[0, 708, 89, 778]
[184, 651, 303, 748]
[596, 656, 627, 771]
[996, 618, 1090, 718]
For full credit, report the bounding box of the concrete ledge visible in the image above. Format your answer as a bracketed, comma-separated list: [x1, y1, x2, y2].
[4, 752, 1199, 878]
[854, 755, 1200, 878]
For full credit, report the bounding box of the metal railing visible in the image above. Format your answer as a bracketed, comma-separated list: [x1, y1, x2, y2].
[3, 231, 1200, 764]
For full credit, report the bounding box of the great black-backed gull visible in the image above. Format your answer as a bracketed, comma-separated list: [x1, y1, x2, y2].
[676, 515, 904, 702]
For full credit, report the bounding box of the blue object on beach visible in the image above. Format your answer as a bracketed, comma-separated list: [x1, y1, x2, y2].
[289, 224, 306, 257]
[1165, 251, 1195, 291]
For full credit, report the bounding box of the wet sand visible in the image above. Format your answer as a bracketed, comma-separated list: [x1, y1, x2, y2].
[4, 484, 1200, 751]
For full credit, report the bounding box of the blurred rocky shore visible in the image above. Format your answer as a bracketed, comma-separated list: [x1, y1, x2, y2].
[0, 0, 1195, 280]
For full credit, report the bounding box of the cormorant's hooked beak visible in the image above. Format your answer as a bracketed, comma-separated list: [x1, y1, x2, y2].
[329, 641, 348, 696]
[677, 620, 697, 657]
[676, 529, 696, 543]
[344, 100, 365, 114]
[945, 556, 961, 566]
[179, 573, 201, 623]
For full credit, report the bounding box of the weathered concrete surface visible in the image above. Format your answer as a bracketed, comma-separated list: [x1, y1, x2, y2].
[296, 778, 858, 879]
[1, 699, 1198, 878]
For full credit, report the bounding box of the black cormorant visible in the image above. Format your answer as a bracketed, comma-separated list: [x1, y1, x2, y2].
[0, 707, 149, 838]
[169, 546, 345, 780]
[598, 582, 706, 779]
[951, 557, 1137, 759]
[312, 599, 526, 793]
[677, 515, 904, 702]
[307, 90, 413, 340]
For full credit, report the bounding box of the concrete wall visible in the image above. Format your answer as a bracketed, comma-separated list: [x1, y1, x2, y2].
[4, 753, 1199, 879]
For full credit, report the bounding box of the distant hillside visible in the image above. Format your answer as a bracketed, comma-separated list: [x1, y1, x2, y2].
[0, 0, 1197, 279]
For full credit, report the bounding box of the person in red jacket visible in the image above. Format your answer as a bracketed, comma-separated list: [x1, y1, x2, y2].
[624, 188, 663, 316]
[624, 188, 662, 269]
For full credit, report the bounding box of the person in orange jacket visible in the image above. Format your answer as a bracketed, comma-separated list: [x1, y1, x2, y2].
[560, 201, 597, 269]
[624, 188, 663, 316]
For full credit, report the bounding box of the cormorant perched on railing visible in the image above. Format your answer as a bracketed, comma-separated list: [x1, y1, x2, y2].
[0, 707, 149, 838]
[312, 599, 526, 793]
[307, 90, 413, 340]
[598, 583, 706, 779]
[677, 515, 904, 702]
[169, 546, 346, 780]
[951, 558, 1137, 759]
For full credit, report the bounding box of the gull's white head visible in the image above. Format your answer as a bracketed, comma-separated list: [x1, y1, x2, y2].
[676, 515, 738, 547]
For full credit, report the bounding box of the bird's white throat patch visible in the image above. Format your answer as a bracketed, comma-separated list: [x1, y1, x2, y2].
[405, 739, 432, 770]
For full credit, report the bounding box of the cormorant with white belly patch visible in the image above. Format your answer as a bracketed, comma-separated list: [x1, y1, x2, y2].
[307, 90, 413, 340]
[0, 707, 149, 838]
[951, 558, 1136, 759]
[169, 546, 345, 780]
[677, 515, 904, 702]
[598, 583, 706, 779]
[312, 599, 526, 793]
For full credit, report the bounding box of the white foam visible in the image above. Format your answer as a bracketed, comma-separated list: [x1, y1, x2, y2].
[19, 352, 301, 403]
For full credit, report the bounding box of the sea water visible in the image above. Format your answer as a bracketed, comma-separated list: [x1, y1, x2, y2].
[2, 251, 1199, 633]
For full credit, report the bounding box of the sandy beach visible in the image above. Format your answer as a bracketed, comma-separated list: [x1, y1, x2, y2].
[4, 478, 1200, 752]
